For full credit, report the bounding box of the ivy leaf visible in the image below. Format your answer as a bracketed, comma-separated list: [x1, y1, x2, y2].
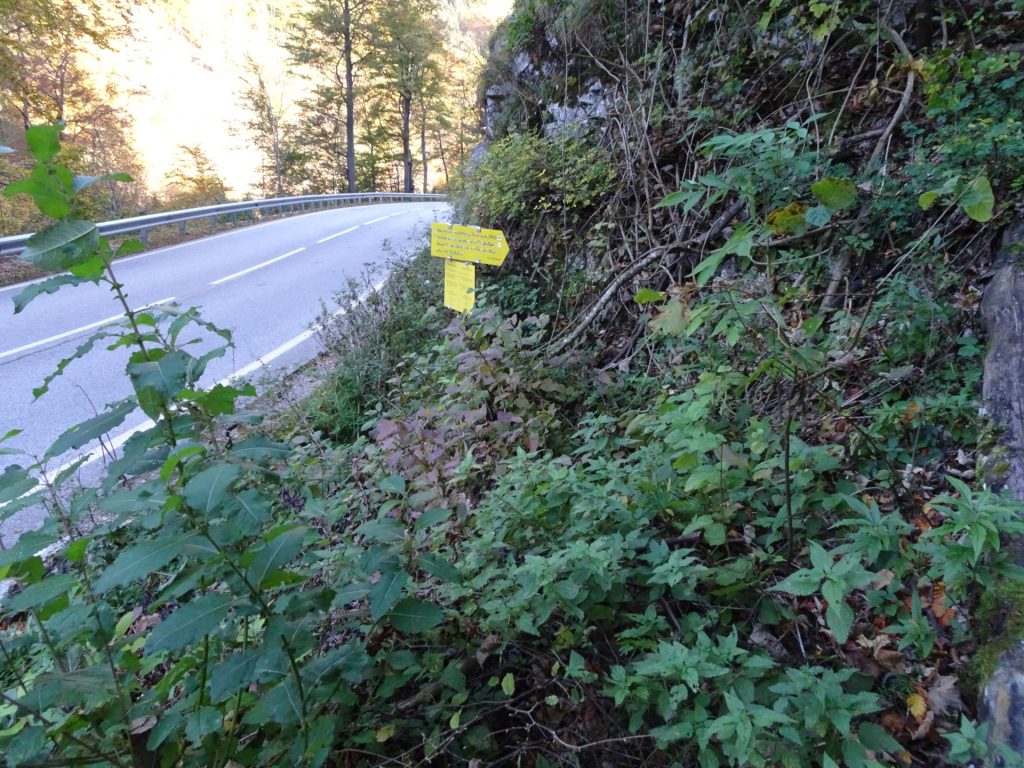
[369, 569, 408, 619]
[389, 597, 443, 633]
[811, 177, 857, 211]
[961, 175, 994, 222]
[94, 533, 198, 593]
[146, 593, 234, 653]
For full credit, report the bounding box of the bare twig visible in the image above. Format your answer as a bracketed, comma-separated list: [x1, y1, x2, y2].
[547, 198, 746, 355]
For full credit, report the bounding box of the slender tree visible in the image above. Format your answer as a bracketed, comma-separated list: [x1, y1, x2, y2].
[363, 0, 444, 193]
[239, 55, 292, 197]
[288, 0, 378, 192]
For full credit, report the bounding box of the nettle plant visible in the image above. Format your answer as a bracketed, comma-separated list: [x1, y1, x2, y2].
[0, 127, 445, 767]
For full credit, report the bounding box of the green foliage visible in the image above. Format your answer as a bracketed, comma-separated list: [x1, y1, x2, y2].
[462, 132, 615, 231]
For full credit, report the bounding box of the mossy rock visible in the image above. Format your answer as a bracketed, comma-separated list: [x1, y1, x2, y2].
[972, 579, 1024, 693]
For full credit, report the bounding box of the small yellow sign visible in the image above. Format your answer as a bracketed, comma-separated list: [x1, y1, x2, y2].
[443, 260, 475, 313]
[431, 223, 510, 266]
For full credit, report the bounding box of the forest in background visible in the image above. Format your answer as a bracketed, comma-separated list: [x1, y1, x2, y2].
[0, 0, 496, 238]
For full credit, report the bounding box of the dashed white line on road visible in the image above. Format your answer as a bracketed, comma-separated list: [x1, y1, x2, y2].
[0, 297, 175, 362]
[363, 215, 390, 225]
[317, 225, 360, 244]
[210, 247, 306, 286]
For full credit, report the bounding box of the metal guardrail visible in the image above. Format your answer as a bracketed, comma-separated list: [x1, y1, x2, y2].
[0, 192, 448, 256]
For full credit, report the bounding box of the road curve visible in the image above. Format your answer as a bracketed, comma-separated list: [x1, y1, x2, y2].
[0, 201, 449, 543]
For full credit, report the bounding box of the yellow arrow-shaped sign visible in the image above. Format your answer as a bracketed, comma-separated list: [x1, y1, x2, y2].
[431, 223, 510, 266]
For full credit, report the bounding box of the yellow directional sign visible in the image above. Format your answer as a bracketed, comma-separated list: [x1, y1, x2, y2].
[444, 260, 475, 313]
[431, 223, 510, 266]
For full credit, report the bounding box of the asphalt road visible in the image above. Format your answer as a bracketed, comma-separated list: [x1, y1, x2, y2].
[0, 200, 449, 544]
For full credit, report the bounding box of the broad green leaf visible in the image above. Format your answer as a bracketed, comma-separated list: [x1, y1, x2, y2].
[72, 172, 132, 193]
[417, 553, 461, 583]
[13, 273, 99, 314]
[147, 592, 234, 653]
[247, 526, 307, 588]
[3, 574, 75, 612]
[45, 398, 136, 458]
[128, 350, 192, 418]
[243, 679, 303, 726]
[810, 177, 857, 211]
[766, 202, 808, 234]
[185, 707, 222, 746]
[379, 475, 406, 494]
[858, 722, 902, 753]
[19, 220, 97, 270]
[770, 568, 821, 596]
[25, 124, 62, 163]
[825, 600, 854, 643]
[633, 288, 667, 305]
[649, 297, 688, 336]
[961, 175, 994, 222]
[94, 533, 198, 593]
[918, 190, 939, 211]
[656, 187, 704, 212]
[0, 465, 38, 505]
[389, 597, 443, 633]
[369, 569, 408, 619]
[501, 672, 516, 696]
[804, 204, 832, 228]
[230, 435, 290, 462]
[209, 648, 260, 703]
[183, 462, 241, 515]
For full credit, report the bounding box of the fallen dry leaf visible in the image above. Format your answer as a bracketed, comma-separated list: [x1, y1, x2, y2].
[907, 692, 927, 720]
[926, 675, 962, 717]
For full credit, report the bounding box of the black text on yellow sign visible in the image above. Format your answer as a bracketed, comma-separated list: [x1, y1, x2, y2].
[431, 223, 510, 266]
[431, 223, 509, 313]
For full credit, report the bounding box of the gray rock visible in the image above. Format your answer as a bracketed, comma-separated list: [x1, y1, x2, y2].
[980, 219, 1024, 764]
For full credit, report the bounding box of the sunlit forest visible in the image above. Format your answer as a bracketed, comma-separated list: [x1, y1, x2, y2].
[0, 0, 504, 236]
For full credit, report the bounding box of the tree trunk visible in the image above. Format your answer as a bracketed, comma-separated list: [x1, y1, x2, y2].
[343, 0, 357, 193]
[420, 108, 428, 192]
[401, 94, 413, 193]
[435, 128, 449, 187]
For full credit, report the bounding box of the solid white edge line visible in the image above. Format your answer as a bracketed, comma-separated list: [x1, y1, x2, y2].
[0, 297, 175, 362]
[210, 247, 306, 286]
[1, 275, 393, 512]
[316, 225, 359, 244]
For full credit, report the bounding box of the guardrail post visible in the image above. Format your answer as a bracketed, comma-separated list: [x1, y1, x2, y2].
[139, 229, 149, 246]
[179, 221, 186, 236]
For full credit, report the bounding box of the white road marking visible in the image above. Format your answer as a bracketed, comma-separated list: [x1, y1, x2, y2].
[316, 225, 359, 244]
[210, 247, 306, 286]
[33, 277, 389, 487]
[0, 297, 175, 362]
[363, 215, 390, 225]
